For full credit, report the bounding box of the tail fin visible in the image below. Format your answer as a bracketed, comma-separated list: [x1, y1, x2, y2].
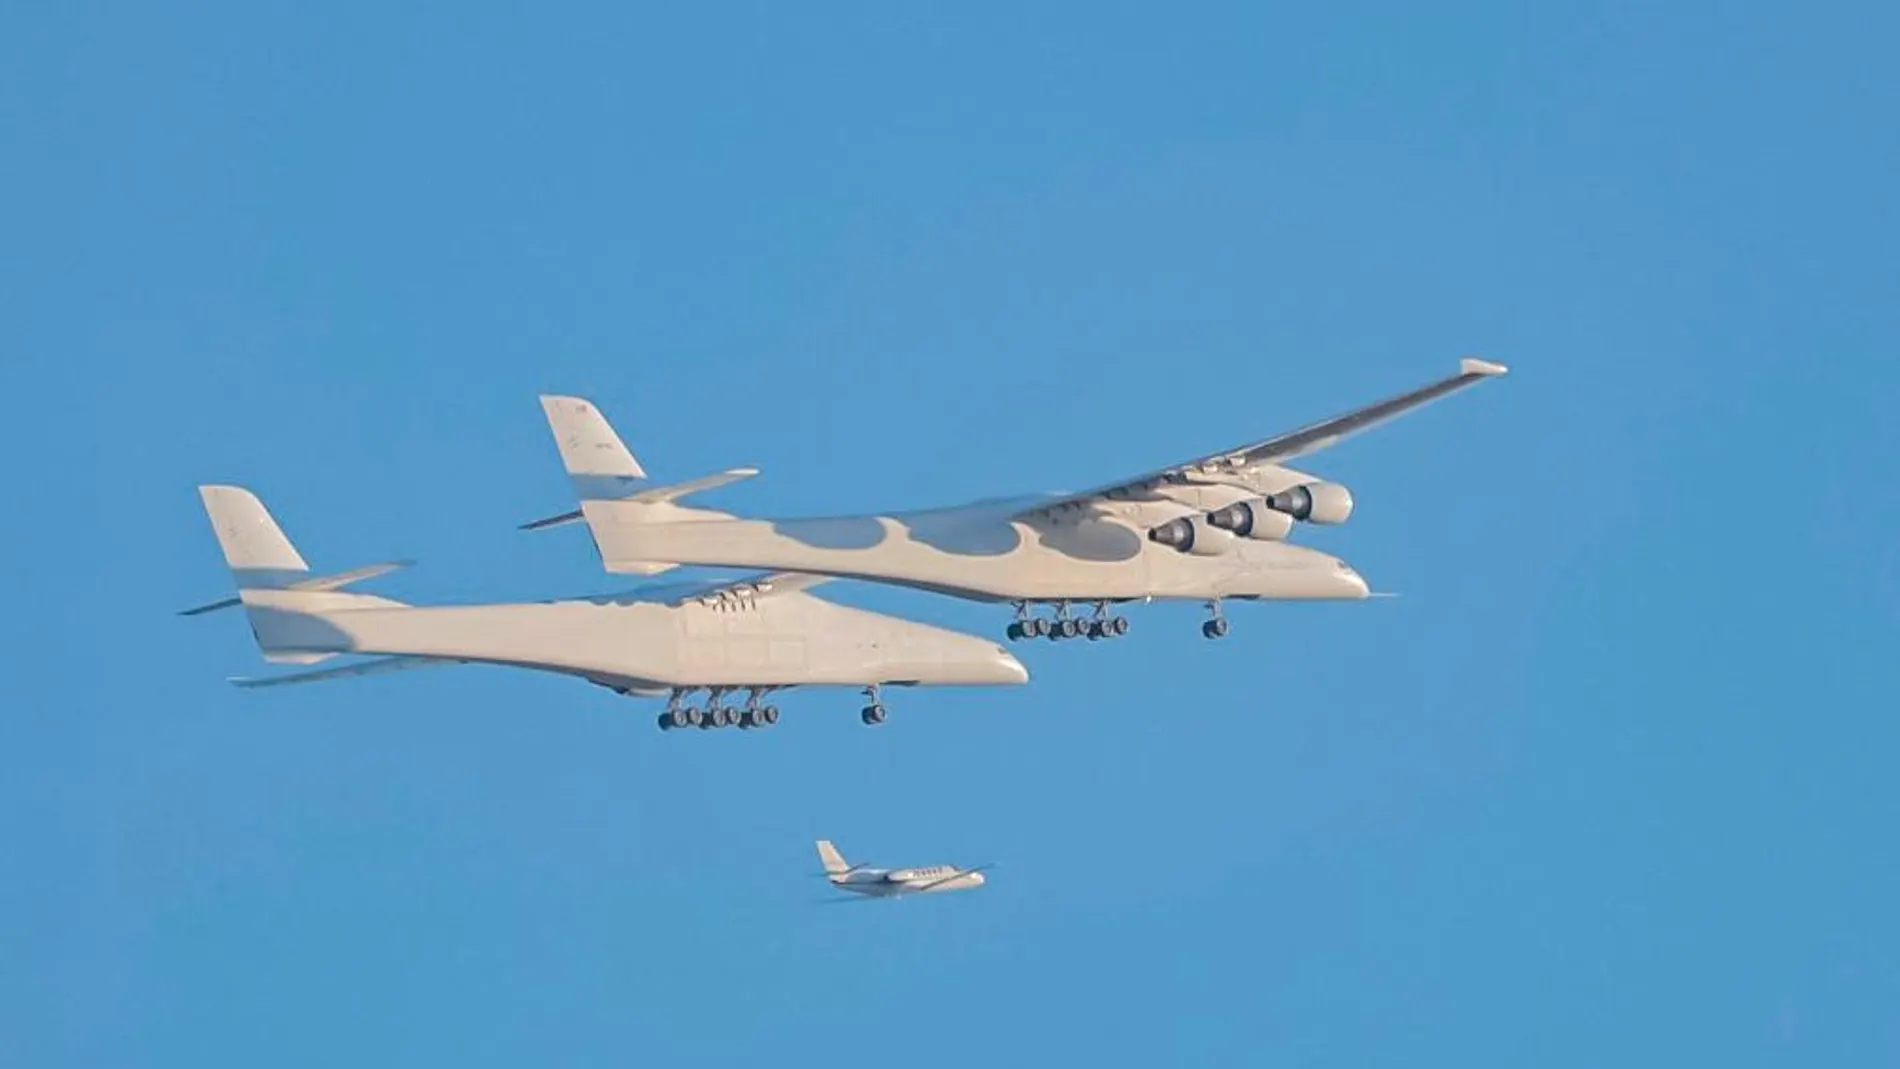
[193, 485, 405, 664]
[816, 840, 851, 876]
[540, 394, 649, 502]
[533, 394, 752, 576]
[201, 485, 312, 589]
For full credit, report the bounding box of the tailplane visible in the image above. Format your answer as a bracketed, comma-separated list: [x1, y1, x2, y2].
[528, 394, 757, 575]
[191, 485, 406, 664]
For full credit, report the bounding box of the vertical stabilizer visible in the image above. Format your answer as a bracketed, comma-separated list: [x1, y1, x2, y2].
[816, 840, 851, 876]
[540, 395, 648, 501]
[536, 394, 739, 576]
[200, 484, 311, 589]
[194, 485, 403, 665]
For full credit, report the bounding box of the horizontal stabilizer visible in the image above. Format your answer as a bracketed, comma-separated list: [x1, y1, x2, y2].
[519, 508, 584, 532]
[626, 468, 759, 504]
[520, 469, 759, 531]
[229, 655, 455, 689]
[180, 561, 413, 615]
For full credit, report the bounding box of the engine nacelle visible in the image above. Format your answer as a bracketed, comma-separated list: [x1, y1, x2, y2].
[1204, 499, 1297, 540]
[1266, 482, 1355, 525]
[1148, 515, 1237, 556]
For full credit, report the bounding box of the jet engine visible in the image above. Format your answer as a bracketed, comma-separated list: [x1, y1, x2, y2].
[1266, 482, 1355, 525]
[1204, 500, 1297, 540]
[1147, 515, 1237, 556]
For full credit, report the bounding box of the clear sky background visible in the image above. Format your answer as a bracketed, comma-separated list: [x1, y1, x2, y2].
[3, 3, 1898, 1066]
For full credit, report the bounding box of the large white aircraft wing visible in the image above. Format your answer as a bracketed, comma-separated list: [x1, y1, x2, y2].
[1019, 358, 1508, 517]
[579, 571, 834, 608]
[676, 571, 831, 606]
[228, 654, 457, 689]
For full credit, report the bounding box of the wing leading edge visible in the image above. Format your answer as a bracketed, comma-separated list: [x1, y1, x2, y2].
[1021, 358, 1508, 517]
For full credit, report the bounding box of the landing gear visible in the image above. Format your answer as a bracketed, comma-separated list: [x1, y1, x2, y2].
[1085, 602, 1131, 640]
[654, 687, 780, 733]
[1201, 599, 1229, 640]
[860, 684, 888, 726]
[1006, 603, 1050, 641]
[1009, 600, 1131, 641]
[738, 688, 782, 729]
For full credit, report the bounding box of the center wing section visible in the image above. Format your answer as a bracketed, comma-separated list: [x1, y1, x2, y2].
[1019, 357, 1507, 518]
[572, 571, 834, 608]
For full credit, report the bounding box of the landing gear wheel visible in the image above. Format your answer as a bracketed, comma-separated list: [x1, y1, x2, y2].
[738, 708, 757, 729]
[860, 704, 887, 726]
[1027, 617, 1048, 638]
[1006, 622, 1025, 641]
[1202, 618, 1229, 639]
[762, 705, 780, 726]
[1111, 616, 1131, 636]
[657, 712, 674, 731]
[1085, 621, 1105, 640]
[683, 707, 704, 728]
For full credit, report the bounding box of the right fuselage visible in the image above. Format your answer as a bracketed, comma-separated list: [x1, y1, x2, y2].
[584, 495, 1369, 603]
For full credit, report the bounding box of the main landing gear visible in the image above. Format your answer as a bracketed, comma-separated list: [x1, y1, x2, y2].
[1006, 601, 1132, 642]
[656, 687, 782, 732]
[860, 684, 888, 727]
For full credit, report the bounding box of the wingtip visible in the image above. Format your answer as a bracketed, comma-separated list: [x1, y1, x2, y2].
[1460, 357, 1509, 377]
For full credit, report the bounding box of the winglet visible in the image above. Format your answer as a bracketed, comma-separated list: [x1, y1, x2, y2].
[1460, 357, 1509, 377]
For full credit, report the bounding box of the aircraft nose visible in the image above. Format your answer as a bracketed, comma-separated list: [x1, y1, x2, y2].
[989, 646, 1029, 685]
[1335, 563, 1370, 599]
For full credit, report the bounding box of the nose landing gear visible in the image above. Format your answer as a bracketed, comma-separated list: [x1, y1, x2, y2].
[1201, 599, 1229, 639]
[860, 684, 888, 726]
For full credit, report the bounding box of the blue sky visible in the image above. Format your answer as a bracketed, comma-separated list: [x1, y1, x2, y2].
[3, 2, 1898, 1065]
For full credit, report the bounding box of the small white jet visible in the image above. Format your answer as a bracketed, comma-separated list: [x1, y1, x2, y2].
[188, 486, 1027, 730]
[527, 360, 1507, 641]
[816, 840, 989, 900]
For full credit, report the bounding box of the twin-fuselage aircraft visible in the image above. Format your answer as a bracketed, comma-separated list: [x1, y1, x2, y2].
[193, 359, 1507, 730]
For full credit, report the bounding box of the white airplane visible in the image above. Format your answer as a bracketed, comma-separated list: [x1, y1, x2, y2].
[526, 359, 1507, 641]
[188, 485, 1027, 730]
[816, 840, 989, 900]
